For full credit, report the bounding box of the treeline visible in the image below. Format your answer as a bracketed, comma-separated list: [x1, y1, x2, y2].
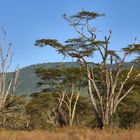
[0, 91, 139, 130]
[0, 67, 139, 130]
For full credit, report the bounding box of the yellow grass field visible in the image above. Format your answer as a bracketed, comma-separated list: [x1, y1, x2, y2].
[0, 128, 139, 140]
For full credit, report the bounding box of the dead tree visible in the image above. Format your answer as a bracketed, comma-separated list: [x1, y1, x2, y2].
[0, 28, 20, 110]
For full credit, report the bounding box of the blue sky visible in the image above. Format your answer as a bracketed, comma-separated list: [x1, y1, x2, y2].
[0, 0, 140, 70]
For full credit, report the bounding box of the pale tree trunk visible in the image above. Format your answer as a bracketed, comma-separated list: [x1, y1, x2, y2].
[55, 84, 80, 127]
[0, 30, 20, 110]
[63, 15, 140, 128]
[80, 48, 137, 129]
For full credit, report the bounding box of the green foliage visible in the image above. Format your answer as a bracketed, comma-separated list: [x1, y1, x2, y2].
[26, 92, 58, 129]
[26, 92, 94, 129]
[0, 89, 139, 130]
[0, 95, 29, 130]
[35, 39, 63, 48]
[123, 44, 140, 55]
[69, 10, 105, 20]
[123, 43, 140, 63]
[117, 92, 140, 128]
[35, 66, 87, 90]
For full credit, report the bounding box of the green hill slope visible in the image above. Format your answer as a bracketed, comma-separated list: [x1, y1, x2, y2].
[15, 62, 80, 95]
[11, 61, 139, 96]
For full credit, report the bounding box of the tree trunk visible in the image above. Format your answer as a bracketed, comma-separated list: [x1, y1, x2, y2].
[96, 113, 110, 129]
[102, 116, 110, 129]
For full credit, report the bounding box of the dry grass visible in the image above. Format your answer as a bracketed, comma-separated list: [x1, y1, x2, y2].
[0, 128, 139, 140]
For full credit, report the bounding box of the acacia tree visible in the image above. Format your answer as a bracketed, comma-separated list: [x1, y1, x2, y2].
[35, 67, 84, 127]
[123, 43, 140, 63]
[35, 10, 139, 128]
[53, 86, 80, 127]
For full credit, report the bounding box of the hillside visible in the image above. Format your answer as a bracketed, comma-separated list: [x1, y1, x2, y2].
[14, 62, 80, 95]
[12, 61, 139, 96]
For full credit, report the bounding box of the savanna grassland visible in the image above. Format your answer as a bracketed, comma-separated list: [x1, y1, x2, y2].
[0, 128, 139, 140]
[0, 10, 140, 140]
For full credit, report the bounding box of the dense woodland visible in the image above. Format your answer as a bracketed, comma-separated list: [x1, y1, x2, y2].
[0, 65, 140, 130]
[0, 10, 140, 130]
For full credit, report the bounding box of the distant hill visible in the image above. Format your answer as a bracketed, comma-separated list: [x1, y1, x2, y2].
[14, 62, 80, 96]
[10, 62, 140, 96]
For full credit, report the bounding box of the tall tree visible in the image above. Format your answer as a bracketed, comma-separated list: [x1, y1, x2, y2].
[35, 66, 85, 127]
[35, 10, 139, 128]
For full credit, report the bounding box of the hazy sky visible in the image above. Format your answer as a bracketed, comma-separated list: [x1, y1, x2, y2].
[0, 0, 140, 70]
